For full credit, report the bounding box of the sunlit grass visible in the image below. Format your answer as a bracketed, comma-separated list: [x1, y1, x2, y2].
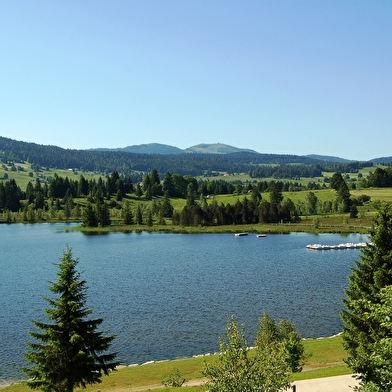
[3, 336, 350, 392]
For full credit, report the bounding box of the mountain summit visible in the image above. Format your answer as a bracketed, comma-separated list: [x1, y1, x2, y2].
[92, 142, 258, 155]
[185, 143, 257, 154]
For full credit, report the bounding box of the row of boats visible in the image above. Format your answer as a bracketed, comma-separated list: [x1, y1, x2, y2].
[306, 242, 369, 250]
[234, 233, 266, 237]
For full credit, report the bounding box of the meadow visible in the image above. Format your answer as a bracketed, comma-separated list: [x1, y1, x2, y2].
[3, 335, 349, 392]
[1, 161, 391, 232]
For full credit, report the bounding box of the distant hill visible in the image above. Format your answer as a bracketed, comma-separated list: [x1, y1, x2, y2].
[98, 143, 185, 155]
[0, 136, 381, 180]
[92, 142, 257, 155]
[305, 154, 352, 163]
[185, 143, 257, 154]
[371, 156, 392, 165]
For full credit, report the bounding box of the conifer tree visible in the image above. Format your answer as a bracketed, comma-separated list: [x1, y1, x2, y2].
[341, 203, 392, 386]
[22, 247, 118, 392]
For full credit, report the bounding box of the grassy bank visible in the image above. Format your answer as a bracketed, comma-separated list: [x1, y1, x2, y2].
[74, 219, 371, 235]
[3, 336, 350, 392]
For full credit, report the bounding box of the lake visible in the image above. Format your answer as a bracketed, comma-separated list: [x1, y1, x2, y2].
[0, 223, 368, 385]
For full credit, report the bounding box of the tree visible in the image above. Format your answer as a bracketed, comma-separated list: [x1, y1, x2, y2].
[350, 204, 358, 218]
[305, 191, 318, 215]
[22, 247, 118, 392]
[269, 181, 283, 205]
[341, 203, 392, 387]
[336, 181, 351, 213]
[203, 314, 291, 392]
[135, 204, 143, 224]
[121, 200, 133, 225]
[256, 312, 305, 373]
[135, 183, 143, 199]
[160, 191, 174, 218]
[96, 202, 111, 227]
[350, 286, 392, 391]
[330, 172, 345, 191]
[82, 203, 97, 227]
[3, 178, 21, 211]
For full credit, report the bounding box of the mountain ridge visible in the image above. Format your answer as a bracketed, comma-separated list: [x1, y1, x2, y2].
[1, 137, 389, 177]
[90, 142, 258, 155]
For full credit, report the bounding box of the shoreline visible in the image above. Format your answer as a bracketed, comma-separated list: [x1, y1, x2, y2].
[0, 334, 344, 389]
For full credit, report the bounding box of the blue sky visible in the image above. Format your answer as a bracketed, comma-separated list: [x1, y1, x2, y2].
[1, 1, 391, 160]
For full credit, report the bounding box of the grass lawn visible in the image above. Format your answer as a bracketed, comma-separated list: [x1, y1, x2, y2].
[3, 336, 350, 392]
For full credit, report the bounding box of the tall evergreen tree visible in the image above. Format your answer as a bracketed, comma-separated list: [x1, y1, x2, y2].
[341, 203, 392, 387]
[22, 247, 118, 392]
[82, 203, 98, 227]
[135, 204, 143, 224]
[330, 172, 345, 191]
[121, 200, 133, 225]
[160, 191, 174, 218]
[269, 181, 283, 205]
[96, 202, 111, 227]
[336, 181, 351, 213]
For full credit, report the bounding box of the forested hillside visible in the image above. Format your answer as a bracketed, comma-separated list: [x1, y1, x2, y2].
[0, 136, 375, 178]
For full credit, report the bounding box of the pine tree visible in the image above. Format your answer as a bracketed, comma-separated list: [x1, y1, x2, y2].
[341, 203, 392, 386]
[22, 247, 118, 392]
[82, 203, 97, 227]
[121, 200, 133, 225]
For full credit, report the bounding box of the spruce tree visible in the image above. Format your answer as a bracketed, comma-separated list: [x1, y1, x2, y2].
[22, 246, 118, 392]
[341, 203, 392, 386]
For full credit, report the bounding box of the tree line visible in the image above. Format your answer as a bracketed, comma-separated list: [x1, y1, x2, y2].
[0, 135, 376, 178]
[1, 169, 370, 226]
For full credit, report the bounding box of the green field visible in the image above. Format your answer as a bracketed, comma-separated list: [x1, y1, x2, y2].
[0, 162, 102, 190]
[3, 335, 349, 392]
[3, 160, 392, 232]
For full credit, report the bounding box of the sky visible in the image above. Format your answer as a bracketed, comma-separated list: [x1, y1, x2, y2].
[1, 1, 391, 161]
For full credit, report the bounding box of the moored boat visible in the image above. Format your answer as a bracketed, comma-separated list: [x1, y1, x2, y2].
[306, 242, 368, 250]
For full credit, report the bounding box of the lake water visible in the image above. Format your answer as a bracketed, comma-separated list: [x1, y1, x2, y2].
[0, 223, 368, 385]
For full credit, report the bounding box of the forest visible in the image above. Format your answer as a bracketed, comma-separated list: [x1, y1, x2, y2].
[0, 164, 376, 228]
[0, 136, 376, 179]
[1, 136, 390, 229]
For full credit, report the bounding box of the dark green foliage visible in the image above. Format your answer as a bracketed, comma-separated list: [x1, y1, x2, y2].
[22, 247, 118, 392]
[160, 191, 174, 218]
[351, 286, 392, 391]
[250, 164, 322, 179]
[330, 172, 346, 191]
[0, 178, 22, 211]
[336, 181, 351, 213]
[82, 202, 111, 227]
[121, 200, 133, 224]
[96, 202, 111, 227]
[367, 167, 392, 187]
[269, 181, 284, 204]
[341, 203, 392, 387]
[82, 203, 98, 227]
[350, 204, 358, 218]
[306, 191, 318, 214]
[135, 204, 143, 224]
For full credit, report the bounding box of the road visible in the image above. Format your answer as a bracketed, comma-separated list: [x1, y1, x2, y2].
[291, 374, 359, 391]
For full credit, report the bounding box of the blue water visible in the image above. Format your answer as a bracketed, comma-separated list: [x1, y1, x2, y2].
[0, 223, 368, 385]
